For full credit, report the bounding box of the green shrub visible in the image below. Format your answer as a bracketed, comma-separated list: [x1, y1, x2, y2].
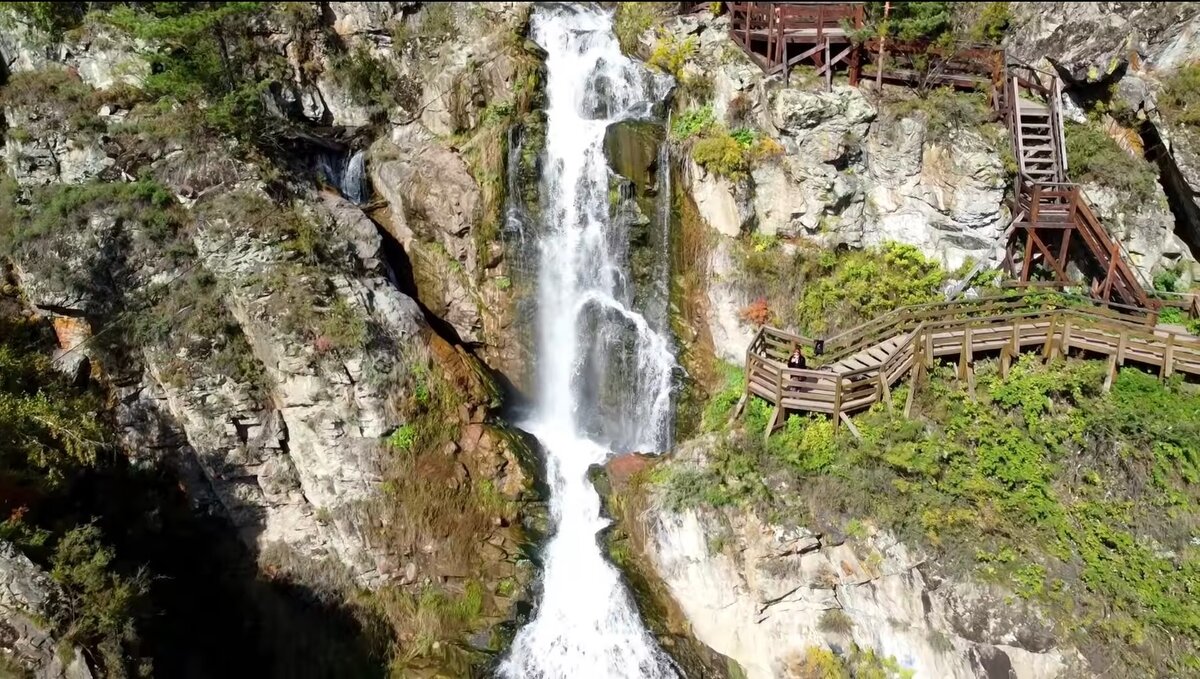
[693, 133, 750, 180]
[968, 2, 1011, 44]
[1159, 63, 1200, 128]
[0, 67, 103, 135]
[671, 105, 716, 140]
[613, 2, 667, 55]
[701, 364, 745, 431]
[867, 1, 953, 41]
[50, 525, 149, 677]
[647, 31, 696, 80]
[7, 2, 87, 38]
[884, 88, 991, 138]
[101, 3, 288, 145]
[1065, 120, 1160, 203]
[769, 416, 836, 474]
[796, 242, 946, 335]
[676, 354, 1200, 674]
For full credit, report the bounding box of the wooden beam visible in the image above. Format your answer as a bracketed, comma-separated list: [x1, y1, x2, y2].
[839, 411, 862, 440]
[1042, 314, 1059, 359]
[904, 343, 922, 418]
[764, 404, 781, 444]
[879, 371, 893, 412]
[832, 378, 844, 430]
[958, 326, 973, 381]
[1102, 353, 1118, 393]
[1163, 333, 1176, 378]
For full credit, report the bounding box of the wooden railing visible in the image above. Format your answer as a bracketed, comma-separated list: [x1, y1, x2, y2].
[726, 2, 864, 80]
[739, 292, 1199, 438]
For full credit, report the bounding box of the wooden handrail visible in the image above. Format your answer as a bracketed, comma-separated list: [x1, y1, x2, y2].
[745, 297, 1200, 433]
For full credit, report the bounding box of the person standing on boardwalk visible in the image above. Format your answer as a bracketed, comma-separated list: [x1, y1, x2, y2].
[788, 346, 806, 369]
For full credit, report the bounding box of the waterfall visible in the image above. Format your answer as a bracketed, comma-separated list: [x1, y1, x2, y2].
[314, 149, 368, 205]
[342, 150, 367, 204]
[499, 5, 679, 679]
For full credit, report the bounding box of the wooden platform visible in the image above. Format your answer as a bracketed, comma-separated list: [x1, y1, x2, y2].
[739, 293, 1200, 439]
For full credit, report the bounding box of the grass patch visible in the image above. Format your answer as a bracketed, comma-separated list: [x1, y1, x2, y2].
[1159, 63, 1200, 129]
[1065, 120, 1161, 204]
[0, 67, 104, 137]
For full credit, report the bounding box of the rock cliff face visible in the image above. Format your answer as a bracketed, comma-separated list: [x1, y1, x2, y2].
[0, 544, 92, 679]
[614, 442, 1084, 679]
[0, 1, 539, 638]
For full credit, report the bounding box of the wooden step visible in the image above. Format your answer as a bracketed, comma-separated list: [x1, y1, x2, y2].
[1022, 134, 1053, 141]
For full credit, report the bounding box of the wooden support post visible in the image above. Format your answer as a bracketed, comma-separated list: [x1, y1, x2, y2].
[1021, 230, 1035, 283]
[1058, 226, 1072, 275]
[1102, 353, 1118, 393]
[876, 2, 890, 89]
[832, 378, 844, 431]
[1042, 314, 1059, 360]
[1000, 345, 1012, 378]
[1116, 330, 1127, 366]
[764, 405, 781, 445]
[924, 330, 934, 368]
[824, 38, 832, 91]
[1060, 316, 1072, 357]
[904, 345, 923, 418]
[839, 412, 862, 441]
[732, 353, 753, 420]
[958, 326, 972, 381]
[1163, 333, 1176, 378]
[966, 361, 977, 402]
[731, 392, 748, 422]
[879, 371, 893, 412]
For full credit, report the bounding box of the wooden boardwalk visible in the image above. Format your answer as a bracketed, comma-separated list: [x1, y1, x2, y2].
[738, 294, 1200, 438]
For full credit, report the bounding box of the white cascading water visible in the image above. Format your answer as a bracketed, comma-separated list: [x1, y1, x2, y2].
[500, 5, 679, 679]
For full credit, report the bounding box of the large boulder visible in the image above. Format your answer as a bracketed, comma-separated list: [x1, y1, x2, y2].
[865, 116, 1009, 272]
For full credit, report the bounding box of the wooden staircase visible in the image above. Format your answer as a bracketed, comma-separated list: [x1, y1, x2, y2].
[718, 7, 1154, 309]
[1001, 63, 1153, 309]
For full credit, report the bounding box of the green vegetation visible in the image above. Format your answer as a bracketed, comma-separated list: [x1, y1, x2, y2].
[0, 67, 104, 136]
[968, 2, 1011, 44]
[97, 2, 290, 146]
[658, 353, 1200, 675]
[0, 314, 148, 677]
[788, 645, 913, 678]
[613, 2, 670, 55]
[370, 348, 529, 676]
[671, 105, 717, 141]
[647, 30, 697, 81]
[733, 241, 946, 335]
[327, 43, 418, 118]
[1065, 120, 1161, 203]
[674, 105, 785, 182]
[1158, 63, 1200, 129]
[882, 87, 992, 138]
[134, 269, 269, 398]
[7, 2, 88, 38]
[865, 2, 953, 42]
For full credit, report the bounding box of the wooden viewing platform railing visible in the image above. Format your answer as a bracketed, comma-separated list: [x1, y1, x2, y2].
[736, 292, 1200, 439]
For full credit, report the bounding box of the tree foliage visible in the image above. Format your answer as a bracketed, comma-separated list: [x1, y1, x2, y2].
[100, 2, 286, 145]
